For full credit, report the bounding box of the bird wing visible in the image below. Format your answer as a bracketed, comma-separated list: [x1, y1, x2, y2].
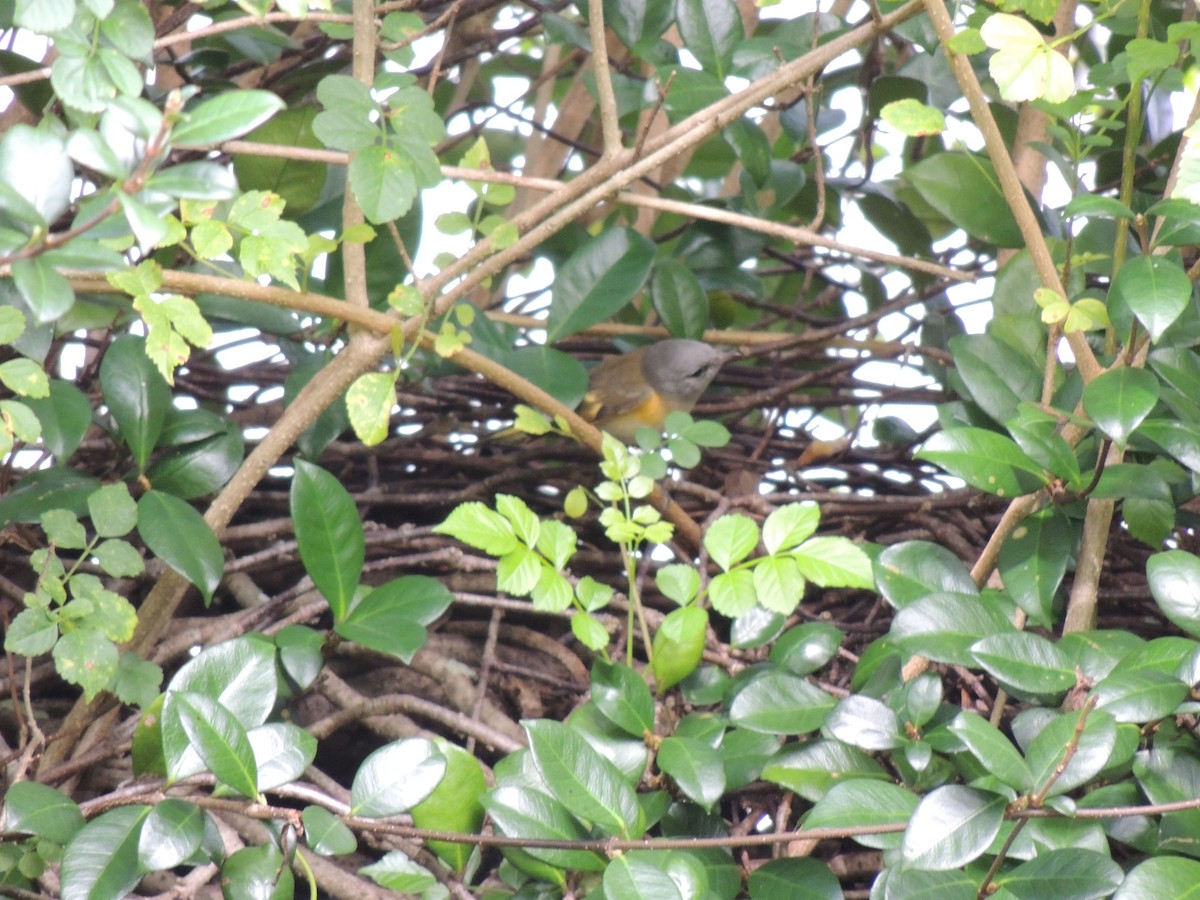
[578, 351, 653, 423]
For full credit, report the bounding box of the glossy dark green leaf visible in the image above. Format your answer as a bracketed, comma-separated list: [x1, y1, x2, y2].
[676, 0, 742, 78]
[949, 333, 1042, 425]
[99, 334, 169, 472]
[359, 850, 442, 892]
[60, 805, 151, 900]
[1110, 255, 1191, 341]
[603, 0, 674, 48]
[657, 736, 726, 811]
[3, 781, 85, 844]
[761, 739, 888, 803]
[747, 857, 843, 900]
[546, 228, 656, 340]
[728, 669, 835, 735]
[970, 632, 1075, 695]
[904, 152, 1023, 247]
[889, 593, 1016, 666]
[901, 785, 1005, 870]
[137, 490, 223, 603]
[1137, 419, 1200, 473]
[482, 783, 607, 872]
[137, 799, 205, 872]
[591, 660, 655, 737]
[1148, 550, 1200, 638]
[1025, 709, 1117, 796]
[145, 423, 243, 499]
[824, 695, 903, 750]
[169, 692, 258, 797]
[410, 739, 487, 873]
[290, 458, 364, 622]
[350, 738, 446, 817]
[769, 622, 844, 675]
[651, 259, 709, 340]
[302, 805, 357, 856]
[949, 711, 1033, 792]
[993, 847, 1123, 900]
[249, 723, 316, 792]
[602, 851, 687, 900]
[336, 575, 452, 663]
[1092, 668, 1188, 723]
[275, 625, 325, 690]
[23, 379, 91, 460]
[806, 779, 918, 850]
[1116, 857, 1200, 898]
[503, 344, 590, 409]
[525, 719, 643, 837]
[997, 507, 1072, 627]
[875, 541, 977, 608]
[917, 428, 1047, 497]
[221, 845, 293, 900]
[1082, 367, 1160, 446]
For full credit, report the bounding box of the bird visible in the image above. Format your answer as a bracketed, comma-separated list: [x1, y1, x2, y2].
[578, 338, 735, 442]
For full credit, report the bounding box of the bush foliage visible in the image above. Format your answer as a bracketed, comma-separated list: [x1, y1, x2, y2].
[4, 0, 1200, 898]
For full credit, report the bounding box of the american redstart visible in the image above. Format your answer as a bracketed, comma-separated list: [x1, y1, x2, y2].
[577, 338, 735, 442]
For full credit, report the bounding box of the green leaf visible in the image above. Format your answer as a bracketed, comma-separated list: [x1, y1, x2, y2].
[676, 0, 742, 79]
[525, 719, 643, 837]
[249, 722, 317, 792]
[53, 629, 119, 701]
[435, 502, 518, 556]
[949, 711, 1033, 792]
[729, 669, 834, 735]
[1092, 667, 1188, 723]
[359, 851, 441, 892]
[997, 507, 1071, 627]
[792, 536, 875, 588]
[60, 805, 151, 900]
[1116, 857, 1200, 899]
[657, 736, 726, 811]
[545, 228, 656, 340]
[949, 332, 1042, 425]
[1025, 709, 1116, 795]
[4, 782, 85, 844]
[704, 513, 759, 571]
[350, 142, 419, 223]
[169, 691, 259, 797]
[137, 799, 205, 872]
[345, 371, 396, 446]
[172, 90, 285, 146]
[482, 782, 605, 873]
[651, 259, 709, 340]
[88, 482, 137, 537]
[769, 622, 843, 676]
[916, 427, 1048, 497]
[290, 459, 364, 622]
[137, 491, 223, 604]
[99, 334, 170, 473]
[651, 606, 708, 692]
[901, 785, 1005, 870]
[591, 660, 655, 736]
[302, 805, 357, 856]
[904, 152, 1024, 247]
[336, 575, 452, 663]
[824, 695, 903, 750]
[875, 540, 977, 607]
[889, 593, 1016, 666]
[993, 848, 1123, 900]
[221, 845, 293, 899]
[1148, 550, 1200, 638]
[410, 740, 487, 872]
[1082, 367, 1160, 446]
[762, 502, 819, 554]
[881, 98, 947, 135]
[806, 780, 918, 851]
[350, 738, 447, 817]
[970, 631, 1076, 695]
[233, 106, 326, 216]
[747, 858, 843, 900]
[762, 739, 888, 802]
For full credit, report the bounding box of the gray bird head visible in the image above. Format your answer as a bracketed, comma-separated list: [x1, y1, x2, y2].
[642, 339, 733, 409]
